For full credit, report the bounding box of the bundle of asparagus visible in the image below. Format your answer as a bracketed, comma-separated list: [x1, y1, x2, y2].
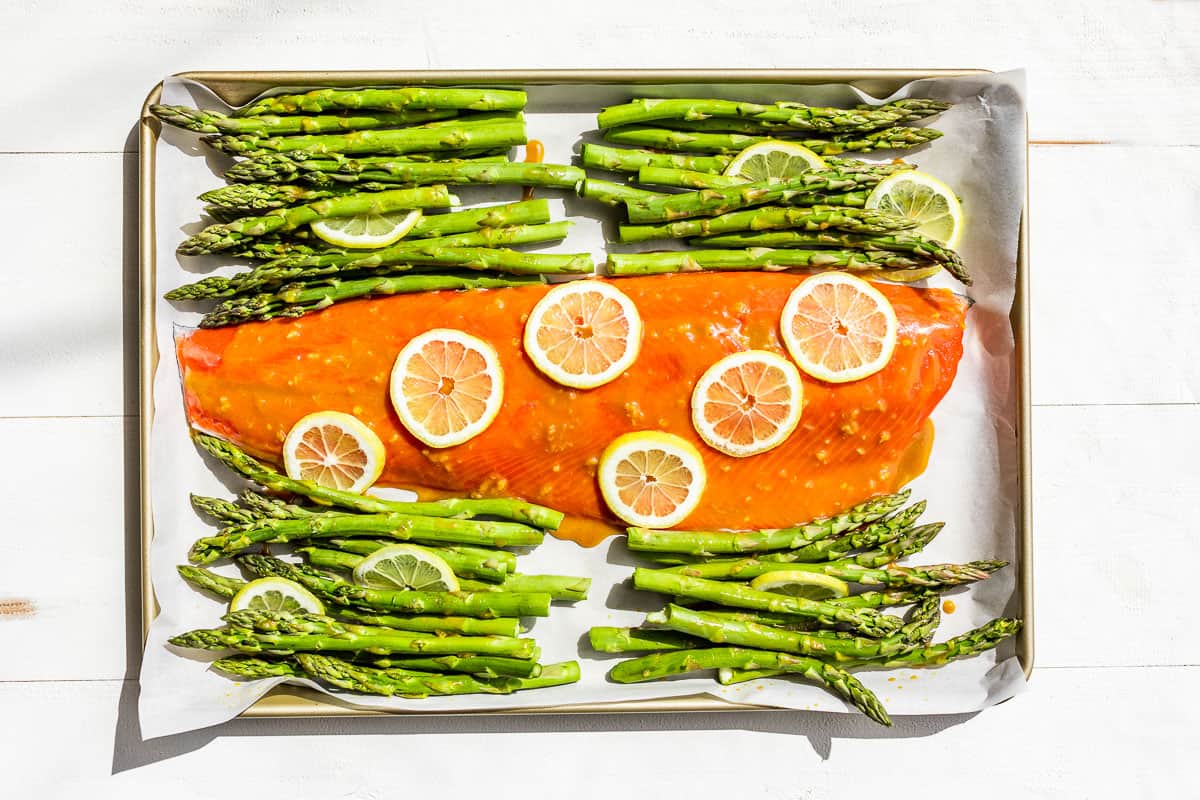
[169, 435, 586, 699]
[576, 95, 969, 285]
[150, 87, 596, 326]
[590, 491, 1020, 726]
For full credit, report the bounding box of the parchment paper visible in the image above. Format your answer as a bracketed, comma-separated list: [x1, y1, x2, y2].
[140, 71, 1027, 738]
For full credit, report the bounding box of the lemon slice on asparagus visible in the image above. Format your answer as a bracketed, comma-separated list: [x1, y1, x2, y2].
[352, 544, 460, 592]
[311, 208, 423, 249]
[865, 171, 963, 248]
[750, 570, 850, 601]
[723, 140, 827, 183]
[229, 577, 325, 614]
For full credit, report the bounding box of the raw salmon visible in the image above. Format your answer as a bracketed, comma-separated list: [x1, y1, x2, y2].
[178, 273, 967, 545]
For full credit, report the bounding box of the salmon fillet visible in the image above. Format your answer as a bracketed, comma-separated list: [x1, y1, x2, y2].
[178, 272, 967, 543]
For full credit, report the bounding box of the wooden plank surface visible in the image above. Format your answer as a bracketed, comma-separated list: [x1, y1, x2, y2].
[1, 0, 1195, 794]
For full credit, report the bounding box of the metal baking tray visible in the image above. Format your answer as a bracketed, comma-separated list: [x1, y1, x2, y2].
[139, 69, 1032, 718]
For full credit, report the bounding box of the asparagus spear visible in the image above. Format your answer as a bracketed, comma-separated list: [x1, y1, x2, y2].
[588, 627, 701, 653]
[649, 103, 945, 136]
[637, 164, 902, 193]
[207, 119, 527, 157]
[625, 174, 875, 223]
[719, 618, 1021, 685]
[609, 647, 890, 725]
[171, 610, 540, 657]
[192, 434, 564, 529]
[176, 564, 244, 599]
[325, 609, 522, 638]
[298, 545, 511, 584]
[236, 555, 552, 618]
[607, 248, 936, 277]
[665, 557, 1002, 589]
[294, 549, 589, 601]
[864, 98, 953, 124]
[189, 506, 544, 564]
[229, 159, 586, 190]
[632, 569, 903, 637]
[226, 152, 510, 183]
[626, 491, 909, 555]
[295, 654, 580, 697]
[603, 124, 943, 156]
[199, 182, 367, 213]
[212, 657, 298, 679]
[198, 271, 534, 327]
[689, 229, 966, 272]
[362, 654, 540, 679]
[597, 98, 908, 133]
[578, 178, 667, 207]
[326, 538, 517, 576]
[754, 502, 928, 563]
[695, 593, 928, 627]
[177, 185, 456, 255]
[900, 593, 942, 645]
[580, 143, 733, 174]
[150, 104, 459, 135]
[647, 604, 924, 661]
[235, 87, 527, 117]
[617, 204, 916, 243]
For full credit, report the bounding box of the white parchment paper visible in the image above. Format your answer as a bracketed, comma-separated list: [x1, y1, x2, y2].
[140, 71, 1027, 738]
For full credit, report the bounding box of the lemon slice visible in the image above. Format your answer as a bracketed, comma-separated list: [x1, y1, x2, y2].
[598, 431, 707, 528]
[723, 140, 827, 183]
[230, 577, 325, 614]
[389, 328, 504, 448]
[310, 208, 423, 249]
[865, 171, 963, 248]
[283, 410, 386, 493]
[780, 273, 898, 384]
[749, 570, 850, 601]
[691, 350, 803, 457]
[352, 544, 460, 592]
[524, 281, 643, 389]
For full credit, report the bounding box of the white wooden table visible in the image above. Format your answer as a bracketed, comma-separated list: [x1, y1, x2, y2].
[2, 2, 1197, 796]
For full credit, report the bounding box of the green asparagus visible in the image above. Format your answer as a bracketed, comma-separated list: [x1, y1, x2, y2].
[295, 654, 579, 697]
[231, 159, 586, 190]
[235, 87, 527, 117]
[689, 229, 967, 275]
[597, 98, 911, 133]
[151, 104, 458, 135]
[207, 119, 527, 157]
[665, 556, 1001, 589]
[609, 647, 891, 725]
[626, 491, 909, 555]
[632, 568, 903, 637]
[326, 538, 517, 577]
[625, 175, 877, 224]
[325, 609, 521, 638]
[603, 124, 943, 156]
[608, 248, 936, 277]
[192, 434, 564, 530]
[237, 555, 552, 618]
[177, 185, 456, 255]
[580, 143, 733, 174]
[617, 204, 916, 243]
[719, 618, 1022, 685]
[578, 178, 666, 207]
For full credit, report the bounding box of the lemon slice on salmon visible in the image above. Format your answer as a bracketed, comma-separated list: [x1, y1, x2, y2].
[389, 328, 505, 449]
[524, 281, 643, 389]
[691, 350, 803, 457]
[283, 410, 386, 494]
[598, 431, 707, 528]
[780, 273, 898, 384]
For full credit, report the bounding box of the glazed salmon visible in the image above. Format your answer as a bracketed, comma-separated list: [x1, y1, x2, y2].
[178, 273, 967, 545]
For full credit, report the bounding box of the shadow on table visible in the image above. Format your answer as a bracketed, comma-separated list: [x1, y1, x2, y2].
[111, 120, 978, 778]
